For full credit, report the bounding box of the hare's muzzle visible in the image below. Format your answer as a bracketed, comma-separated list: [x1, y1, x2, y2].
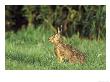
[48, 37, 52, 42]
[48, 37, 54, 43]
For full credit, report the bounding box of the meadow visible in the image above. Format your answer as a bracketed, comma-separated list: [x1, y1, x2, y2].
[5, 27, 106, 70]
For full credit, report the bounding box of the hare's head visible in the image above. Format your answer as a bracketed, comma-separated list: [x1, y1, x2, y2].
[49, 27, 63, 45]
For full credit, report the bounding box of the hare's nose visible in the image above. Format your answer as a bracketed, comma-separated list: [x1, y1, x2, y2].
[48, 38, 51, 41]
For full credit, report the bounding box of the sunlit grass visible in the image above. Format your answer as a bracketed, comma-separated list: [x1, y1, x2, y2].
[5, 27, 106, 70]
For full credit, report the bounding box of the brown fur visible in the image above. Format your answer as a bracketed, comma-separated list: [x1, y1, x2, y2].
[49, 29, 85, 64]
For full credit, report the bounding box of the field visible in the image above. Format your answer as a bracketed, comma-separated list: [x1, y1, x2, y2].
[5, 27, 106, 70]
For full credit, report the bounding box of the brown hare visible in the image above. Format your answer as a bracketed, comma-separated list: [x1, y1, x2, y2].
[49, 27, 85, 64]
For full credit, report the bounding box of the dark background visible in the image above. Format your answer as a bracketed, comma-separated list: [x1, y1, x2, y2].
[5, 5, 106, 40]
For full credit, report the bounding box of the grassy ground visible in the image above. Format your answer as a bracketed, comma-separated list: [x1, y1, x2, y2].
[5, 27, 106, 70]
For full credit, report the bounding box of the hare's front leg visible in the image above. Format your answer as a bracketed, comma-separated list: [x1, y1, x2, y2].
[54, 48, 63, 63]
[55, 52, 63, 63]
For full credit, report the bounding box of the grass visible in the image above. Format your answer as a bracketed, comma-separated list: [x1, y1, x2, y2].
[5, 26, 106, 70]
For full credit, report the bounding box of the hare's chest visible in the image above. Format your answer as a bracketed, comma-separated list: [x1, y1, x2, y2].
[54, 45, 66, 56]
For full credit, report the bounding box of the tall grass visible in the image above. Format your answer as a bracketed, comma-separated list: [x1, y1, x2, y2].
[5, 27, 106, 70]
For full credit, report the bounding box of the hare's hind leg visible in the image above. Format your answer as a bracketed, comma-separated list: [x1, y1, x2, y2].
[79, 55, 85, 64]
[69, 55, 78, 64]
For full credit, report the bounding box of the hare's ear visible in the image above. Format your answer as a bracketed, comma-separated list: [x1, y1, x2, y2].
[57, 25, 63, 34]
[57, 27, 61, 34]
[60, 25, 63, 33]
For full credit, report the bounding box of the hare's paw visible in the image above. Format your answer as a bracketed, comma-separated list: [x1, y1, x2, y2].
[57, 57, 63, 63]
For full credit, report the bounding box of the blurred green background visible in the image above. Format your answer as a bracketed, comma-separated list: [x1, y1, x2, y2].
[5, 5, 106, 70]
